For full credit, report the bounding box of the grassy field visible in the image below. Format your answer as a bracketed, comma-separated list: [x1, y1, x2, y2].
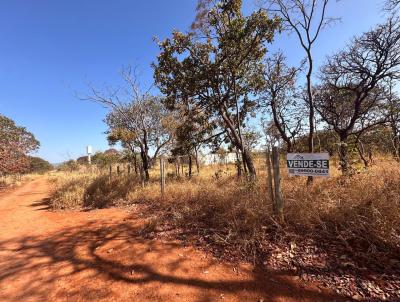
[49, 155, 400, 258]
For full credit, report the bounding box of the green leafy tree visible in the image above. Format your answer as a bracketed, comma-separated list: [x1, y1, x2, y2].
[0, 114, 39, 175]
[153, 0, 280, 179]
[107, 128, 139, 173]
[91, 151, 120, 168]
[28, 156, 53, 174]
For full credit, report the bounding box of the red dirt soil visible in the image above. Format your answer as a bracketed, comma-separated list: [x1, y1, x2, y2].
[0, 178, 347, 302]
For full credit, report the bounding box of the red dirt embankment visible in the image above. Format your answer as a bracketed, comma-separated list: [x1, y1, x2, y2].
[0, 178, 346, 302]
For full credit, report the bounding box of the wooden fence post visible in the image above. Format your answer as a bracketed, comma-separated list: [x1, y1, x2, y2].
[117, 165, 120, 175]
[160, 157, 165, 196]
[127, 164, 131, 175]
[272, 147, 283, 221]
[266, 148, 275, 210]
[109, 165, 112, 179]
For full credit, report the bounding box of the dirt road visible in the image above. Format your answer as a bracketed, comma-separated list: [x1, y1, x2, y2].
[0, 178, 345, 302]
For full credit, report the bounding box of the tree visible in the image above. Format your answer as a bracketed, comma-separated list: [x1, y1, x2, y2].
[0, 114, 39, 175]
[264, 0, 336, 182]
[262, 120, 282, 149]
[28, 156, 53, 174]
[90, 151, 120, 169]
[85, 67, 174, 181]
[240, 127, 262, 154]
[107, 128, 139, 173]
[154, 0, 280, 179]
[315, 16, 400, 173]
[168, 100, 215, 176]
[385, 80, 400, 160]
[105, 97, 173, 181]
[261, 52, 303, 152]
[386, 0, 400, 11]
[294, 128, 338, 155]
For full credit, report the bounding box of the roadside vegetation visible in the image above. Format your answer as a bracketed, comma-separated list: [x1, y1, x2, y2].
[0, 114, 52, 189]
[49, 153, 400, 300]
[49, 0, 400, 299]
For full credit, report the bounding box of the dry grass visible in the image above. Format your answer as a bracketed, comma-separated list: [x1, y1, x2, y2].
[49, 158, 400, 261]
[0, 173, 40, 190]
[49, 171, 143, 210]
[49, 172, 96, 210]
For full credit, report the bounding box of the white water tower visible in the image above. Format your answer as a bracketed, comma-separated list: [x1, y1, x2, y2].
[86, 145, 93, 164]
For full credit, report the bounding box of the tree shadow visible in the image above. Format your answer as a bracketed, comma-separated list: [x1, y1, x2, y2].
[29, 198, 51, 211]
[0, 218, 347, 302]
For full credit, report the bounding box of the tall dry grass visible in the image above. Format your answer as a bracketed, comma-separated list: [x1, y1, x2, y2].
[49, 171, 142, 209]
[49, 158, 400, 261]
[0, 173, 40, 190]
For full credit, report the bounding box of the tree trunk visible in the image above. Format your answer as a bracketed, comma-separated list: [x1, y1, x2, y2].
[271, 97, 293, 153]
[140, 150, 150, 181]
[338, 134, 350, 174]
[242, 153, 248, 175]
[219, 105, 256, 179]
[306, 51, 315, 185]
[242, 148, 256, 180]
[235, 149, 242, 179]
[287, 142, 293, 153]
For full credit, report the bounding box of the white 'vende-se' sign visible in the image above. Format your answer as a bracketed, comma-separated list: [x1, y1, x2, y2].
[287, 153, 330, 177]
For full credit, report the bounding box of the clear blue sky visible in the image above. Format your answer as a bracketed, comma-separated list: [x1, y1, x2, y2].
[0, 0, 386, 163]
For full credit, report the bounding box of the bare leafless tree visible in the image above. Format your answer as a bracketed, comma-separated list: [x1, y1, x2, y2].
[315, 16, 400, 173]
[263, 0, 337, 182]
[385, 0, 400, 11]
[385, 79, 400, 160]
